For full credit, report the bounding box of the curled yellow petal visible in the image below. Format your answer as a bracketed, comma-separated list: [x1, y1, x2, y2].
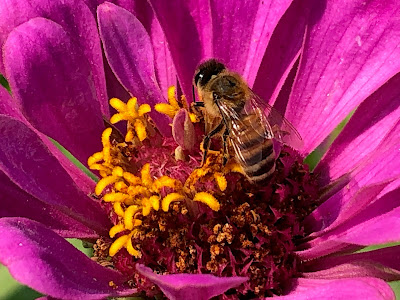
[138, 104, 151, 116]
[113, 202, 125, 217]
[95, 175, 117, 195]
[109, 234, 129, 257]
[126, 236, 141, 258]
[134, 119, 147, 141]
[162, 193, 185, 212]
[193, 192, 220, 211]
[87, 152, 103, 166]
[104, 192, 130, 203]
[154, 103, 176, 118]
[109, 223, 125, 238]
[150, 195, 160, 211]
[167, 86, 179, 109]
[124, 205, 140, 230]
[153, 176, 182, 192]
[110, 98, 127, 111]
[141, 163, 152, 187]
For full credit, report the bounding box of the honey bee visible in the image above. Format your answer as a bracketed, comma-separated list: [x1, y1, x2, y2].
[193, 59, 303, 184]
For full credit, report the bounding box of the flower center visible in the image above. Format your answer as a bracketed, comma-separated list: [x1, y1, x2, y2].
[88, 87, 319, 298]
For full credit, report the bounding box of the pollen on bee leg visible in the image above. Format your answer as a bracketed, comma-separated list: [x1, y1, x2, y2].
[162, 193, 186, 212]
[214, 172, 227, 191]
[193, 192, 220, 211]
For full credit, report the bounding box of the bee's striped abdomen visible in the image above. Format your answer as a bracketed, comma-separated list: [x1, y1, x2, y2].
[231, 119, 276, 184]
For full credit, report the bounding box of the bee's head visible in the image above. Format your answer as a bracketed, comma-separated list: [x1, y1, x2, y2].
[194, 59, 226, 87]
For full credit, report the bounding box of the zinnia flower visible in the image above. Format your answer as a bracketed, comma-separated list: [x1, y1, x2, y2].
[1, 0, 400, 299]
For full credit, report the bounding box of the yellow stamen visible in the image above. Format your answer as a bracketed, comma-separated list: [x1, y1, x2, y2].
[153, 176, 182, 192]
[110, 97, 127, 112]
[138, 104, 151, 116]
[109, 223, 125, 238]
[134, 119, 147, 141]
[113, 202, 125, 217]
[167, 86, 180, 109]
[141, 163, 153, 186]
[95, 175, 118, 195]
[162, 193, 185, 212]
[142, 198, 152, 216]
[154, 103, 177, 118]
[150, 195, 160, 211]
[126, 235, 141, 258]
[193, 192, 220, 211]
[124, 205, 140, 230]
[104, 192, 130, 203]
[88, 152, 103, 166]
[123, 172, 141, 185]
[214, 172, 227, 192]
[109, 234, 129, 257]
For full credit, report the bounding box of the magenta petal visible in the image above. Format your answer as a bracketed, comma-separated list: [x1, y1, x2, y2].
[316, 72, 400, 185]
[299, 181, 400, 260]
[0, 171, 98, 238]
[0, 0, 108, 115]
[286, 0, 400, 154]
[211, 0, 292, 87]
[253, 0, 307, 105]
[136, 265, 247, 300]
[0, 218, 136, 299]
[4, 17, 104, 164]
[97, 2, 170, 135]
[125, 1, 177, 97]
[279, 278, 394, 300]
[0, 115, 110, 236]
[304, 245, 400, 281]
[304, 120, 400, 235]
[0, 85, 23, 121]
[148, 0, 212, 99]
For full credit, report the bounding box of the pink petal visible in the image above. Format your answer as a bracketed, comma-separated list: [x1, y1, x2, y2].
[253, 0, 307, 105]
[0, 171, 98, 238]
[97, 2, 170, 135]
[136, 264, 247, 300]
[304, 245, 400, 282]
[304, 120, 400, 235]
[316, 72, 400, 185]
[278, 278, 395, 300]
[4, 17, 104, 164]
[0, 0, 108, 115]
[124, 1, 177, 97]
[211, 0, 293, 87]
[286, 0, 400, 154]
[148, 0, 212, 99]
[0, 218, 136, 299]
[299, 180, 400, 260]
[0, 115, 110, 236]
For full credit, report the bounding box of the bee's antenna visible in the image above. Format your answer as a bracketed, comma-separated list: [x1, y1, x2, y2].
[192, 85, 196, 103]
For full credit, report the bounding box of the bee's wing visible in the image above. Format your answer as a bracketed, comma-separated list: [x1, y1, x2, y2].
[218, 99, 273, 165]
[244, 91, 304, 150]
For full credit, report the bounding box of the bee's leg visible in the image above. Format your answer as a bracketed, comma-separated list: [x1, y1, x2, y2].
[222, 127, 230, 166]
[201, 122, 224, 167]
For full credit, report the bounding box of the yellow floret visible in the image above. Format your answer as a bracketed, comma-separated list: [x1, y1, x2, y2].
[193, 192, 220, 211]
[161, 193, 186, 212]
[109, 223, 125, 238]
[109, 234, 129, 257]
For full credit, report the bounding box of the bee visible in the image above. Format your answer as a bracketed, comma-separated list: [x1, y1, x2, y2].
[193, 59, 303, 184]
